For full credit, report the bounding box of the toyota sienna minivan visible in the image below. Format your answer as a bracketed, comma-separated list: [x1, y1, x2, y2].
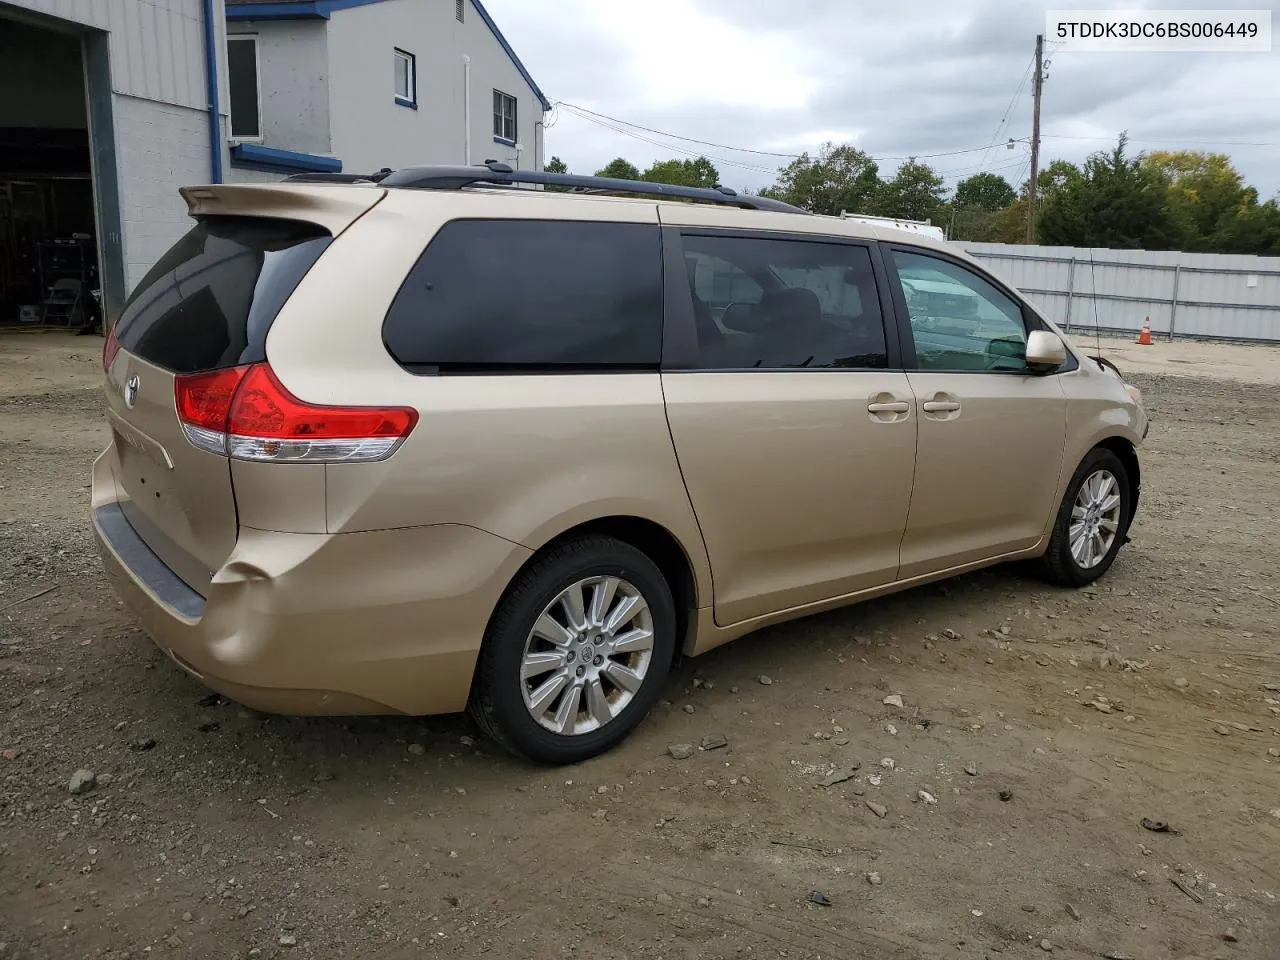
[93, 162, 1147, 763]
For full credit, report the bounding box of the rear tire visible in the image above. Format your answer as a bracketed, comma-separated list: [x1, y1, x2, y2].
[468, 536, 677, 764]
[1036, 447, 1131, 587]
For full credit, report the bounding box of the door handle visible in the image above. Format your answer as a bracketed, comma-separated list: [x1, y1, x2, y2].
[922, 400, 961, 413]
[868, 401, 911, 414]
[867, 393, 912, 423]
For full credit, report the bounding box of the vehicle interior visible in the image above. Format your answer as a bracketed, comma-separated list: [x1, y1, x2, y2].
[896, 261, 1030, 372]
[683, 245, 888, 369]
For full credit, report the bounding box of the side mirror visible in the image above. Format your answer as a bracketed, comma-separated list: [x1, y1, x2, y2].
[1025, 329, 1067, 371]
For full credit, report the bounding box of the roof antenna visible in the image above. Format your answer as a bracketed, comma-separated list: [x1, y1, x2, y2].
[1086, 246, 1116, 373]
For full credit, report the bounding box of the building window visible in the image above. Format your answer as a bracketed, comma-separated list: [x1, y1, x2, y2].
[227, 35, 261, 140]
[493, 90, 517, 143]
[456, 0, 464, 22]
[394, 48, 417, 108]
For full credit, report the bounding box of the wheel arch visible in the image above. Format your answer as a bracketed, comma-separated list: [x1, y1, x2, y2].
[1095, 435, 1141, 527]
[504, 515, 705, 659]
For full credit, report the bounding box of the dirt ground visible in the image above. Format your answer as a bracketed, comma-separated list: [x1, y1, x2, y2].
[2, 328, 1279, 960]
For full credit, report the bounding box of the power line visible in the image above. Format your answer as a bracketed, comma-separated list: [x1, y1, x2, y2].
[556, 100, 1040, 166]
[974, 51, 1036, 176]
[555, 102, 803, 159]
[565, 97, 1033, 187]
[1041, 134, 1277, 147]
[936, 151, 1030, 180]
[550, 97, 1275, 183]
[551, 101, 1272, 190]
[556, 104, 775, 172]
[558, 105, 777, 173]
[1011, 153, 1033, 193]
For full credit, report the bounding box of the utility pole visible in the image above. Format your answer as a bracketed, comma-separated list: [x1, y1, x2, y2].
[1026, 32, 1043, 244]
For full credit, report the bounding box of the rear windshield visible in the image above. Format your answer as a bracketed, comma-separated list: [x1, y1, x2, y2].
[114, 216, 331, 374]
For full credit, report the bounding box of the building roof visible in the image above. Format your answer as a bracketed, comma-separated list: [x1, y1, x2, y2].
[225, 0, 550, 112]
[469, 0, 550, 113]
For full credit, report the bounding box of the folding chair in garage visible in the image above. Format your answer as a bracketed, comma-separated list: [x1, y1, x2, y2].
[41, 277, 83, 326]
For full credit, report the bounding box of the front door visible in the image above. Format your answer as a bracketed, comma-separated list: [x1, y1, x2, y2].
[662, 230, 917, 625]
[884, 246, 1069, 579]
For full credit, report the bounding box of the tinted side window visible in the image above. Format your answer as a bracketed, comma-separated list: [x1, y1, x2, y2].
[384, 220, 663, 373]
[688, 253, 762, 312]
[681, 234, 887, 370]
[890, 249, 1029, 372]
[114, 217, 331, 374]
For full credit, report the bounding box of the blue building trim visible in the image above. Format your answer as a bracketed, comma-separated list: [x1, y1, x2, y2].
[226, 0, 386, 21]
[470, 0, 551, 112]
[226, 1, 328, 20]
[202, 0, 224, 182]
[230, 143, 343, 173]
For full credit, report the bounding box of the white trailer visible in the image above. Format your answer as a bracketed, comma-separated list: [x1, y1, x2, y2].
[838, 211, 947, 241]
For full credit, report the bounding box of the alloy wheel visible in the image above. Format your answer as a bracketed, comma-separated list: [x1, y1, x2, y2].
[1069, 469, 1123, 569]
[519, 576, 655, 735]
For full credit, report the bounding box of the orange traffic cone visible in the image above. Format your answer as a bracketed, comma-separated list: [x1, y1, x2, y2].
[1136, 316, 1153, 346]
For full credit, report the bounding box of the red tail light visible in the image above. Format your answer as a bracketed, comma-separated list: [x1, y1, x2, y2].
[175, 365, 248, 432]
[174, 363, 417, 463]
[103, 326, 121, 371]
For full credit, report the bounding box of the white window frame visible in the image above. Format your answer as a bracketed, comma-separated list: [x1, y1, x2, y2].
[226, 34, 263, 142]
[394, 48, 417, 108]
[493, 89, 517, 143]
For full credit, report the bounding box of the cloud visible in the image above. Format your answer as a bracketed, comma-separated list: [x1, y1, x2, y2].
[484, 0, 1280, 197]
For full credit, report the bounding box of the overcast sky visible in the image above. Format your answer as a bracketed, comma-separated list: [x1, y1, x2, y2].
[482, 0, 1280, 199]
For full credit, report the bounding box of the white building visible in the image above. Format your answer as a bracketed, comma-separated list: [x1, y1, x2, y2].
[0, 0, 546, 328]
[224, 0, 550, 180]
[0, 0, 232, 324]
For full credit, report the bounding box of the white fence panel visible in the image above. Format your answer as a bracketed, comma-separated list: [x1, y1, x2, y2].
[958, 242, 1280, 344]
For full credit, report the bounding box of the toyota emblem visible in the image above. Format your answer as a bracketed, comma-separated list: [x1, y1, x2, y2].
[123, 374, 140, 409]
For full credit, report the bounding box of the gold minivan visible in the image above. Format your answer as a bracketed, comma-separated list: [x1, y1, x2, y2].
[93, 162, 1147, 763]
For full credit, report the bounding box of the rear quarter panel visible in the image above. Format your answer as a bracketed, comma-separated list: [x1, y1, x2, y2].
[263, 190, 714, 606]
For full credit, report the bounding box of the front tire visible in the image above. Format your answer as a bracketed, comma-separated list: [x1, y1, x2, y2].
[468, 536, 677, 764]
[1036, 447, 1132, 587]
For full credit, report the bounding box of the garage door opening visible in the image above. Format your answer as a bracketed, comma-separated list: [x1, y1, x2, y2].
[0, 10, 121, 338]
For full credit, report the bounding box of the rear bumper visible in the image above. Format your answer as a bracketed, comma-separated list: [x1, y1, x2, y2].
[92, 458, 532, 716]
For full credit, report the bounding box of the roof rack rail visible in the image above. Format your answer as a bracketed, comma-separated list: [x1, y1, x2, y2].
[376, 160, 806, 213]
[282, 168, 394, 184]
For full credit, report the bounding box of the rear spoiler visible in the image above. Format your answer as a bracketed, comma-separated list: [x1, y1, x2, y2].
[178, 183, 386, 235]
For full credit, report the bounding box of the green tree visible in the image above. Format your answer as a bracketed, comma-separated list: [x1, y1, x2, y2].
[1035, 159, 1084, 204]
[595, 158, 641, 180]
[869, 159, 947, 221]
[1141, 150, 1257, 252]
[641, 156, 720, 188]
[760, 142, 881, 215]
[954, 172, 1016, 211]
[1037, 134, 1177, 249]
[1211, 195, 1280, 255]
[947, 172, 1019, 241]
[970, 161, 1082, 244]
[986, 199, 1036, 243]
[542, 155, 571, 191]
